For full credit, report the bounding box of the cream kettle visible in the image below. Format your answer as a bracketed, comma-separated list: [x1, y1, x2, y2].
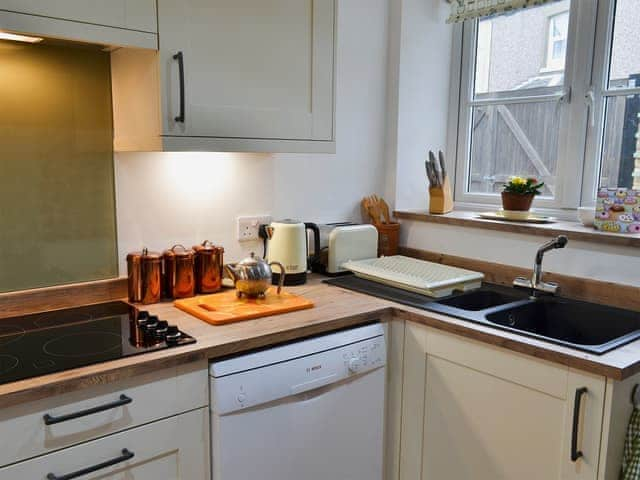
[265, 220, 320, 286]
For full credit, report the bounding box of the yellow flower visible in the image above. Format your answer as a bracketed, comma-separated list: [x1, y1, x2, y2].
[510, 176, 527, 186]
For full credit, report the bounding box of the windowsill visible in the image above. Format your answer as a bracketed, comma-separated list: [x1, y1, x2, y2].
[394, 210, 640, 248]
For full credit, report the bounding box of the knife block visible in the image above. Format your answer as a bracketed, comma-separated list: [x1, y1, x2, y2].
[429, 177, 454, 214]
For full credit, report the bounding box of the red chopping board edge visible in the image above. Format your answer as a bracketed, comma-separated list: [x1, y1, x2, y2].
[174, 288, 315, 325]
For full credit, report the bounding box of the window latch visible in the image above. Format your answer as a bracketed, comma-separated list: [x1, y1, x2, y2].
[585, 89, 596, 127]
[555, 88, 571, 116]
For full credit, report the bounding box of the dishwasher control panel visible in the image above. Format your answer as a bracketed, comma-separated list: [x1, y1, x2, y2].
[210, 324, 386, 415]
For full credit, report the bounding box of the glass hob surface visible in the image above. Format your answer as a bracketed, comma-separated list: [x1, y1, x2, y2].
[0, 301, 195, 386]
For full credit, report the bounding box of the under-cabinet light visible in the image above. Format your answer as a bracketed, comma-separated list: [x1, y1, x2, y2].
[0, 31, 43, 43]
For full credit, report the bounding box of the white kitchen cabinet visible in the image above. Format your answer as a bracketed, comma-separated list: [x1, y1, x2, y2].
[113, 0, 336, 153]
[0, 1, 156, 32]
[0, 407, 210, 480]
[0, 361, 207, 467]
[399, 322, 605, 480]
[0, 1, 157, 48]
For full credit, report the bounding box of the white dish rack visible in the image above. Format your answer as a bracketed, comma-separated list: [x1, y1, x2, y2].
[342, 255, 484, 298]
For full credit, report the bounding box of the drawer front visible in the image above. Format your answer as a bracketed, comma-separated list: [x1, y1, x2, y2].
[0, 361, 207, 467]
[0, 407, 210, 480]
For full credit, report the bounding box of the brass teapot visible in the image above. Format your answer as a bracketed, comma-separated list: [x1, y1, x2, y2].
[224, 252, 285, 298]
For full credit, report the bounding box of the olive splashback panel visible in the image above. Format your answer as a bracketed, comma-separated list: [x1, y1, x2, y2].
[0, 41, 117, 292]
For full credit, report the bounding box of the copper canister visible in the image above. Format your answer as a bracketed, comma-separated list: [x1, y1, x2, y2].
[126, 248, 162, 304]
[193, 240, 224, 294]
[163, 244, 196, 299]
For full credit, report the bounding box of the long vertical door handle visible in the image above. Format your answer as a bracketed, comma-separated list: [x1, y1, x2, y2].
[571, 387, 588, 462]
[173, 51, 185, 123]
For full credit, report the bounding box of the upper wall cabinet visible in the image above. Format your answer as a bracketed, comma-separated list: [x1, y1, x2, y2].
[0, 1, 157, 48]
[112, 0, 336, 154]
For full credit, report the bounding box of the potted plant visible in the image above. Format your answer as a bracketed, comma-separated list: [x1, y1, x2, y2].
[501, 176, 545, 211]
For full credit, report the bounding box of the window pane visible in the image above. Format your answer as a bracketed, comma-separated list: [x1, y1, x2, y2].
[468, 102, 559, 196]
[474, 0, 571, 95]
[599, 95, 640, 189]
[609, 0, 640, 89]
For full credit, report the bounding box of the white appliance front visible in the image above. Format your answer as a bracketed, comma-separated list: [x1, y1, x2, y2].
[210, 324, 386, 480]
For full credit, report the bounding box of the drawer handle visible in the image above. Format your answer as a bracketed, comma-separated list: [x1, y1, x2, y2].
[43, 394, 132, 426]
[571, 387, 588, 462]
[173, 51, 185, 123]
[47, 448, 134, 480]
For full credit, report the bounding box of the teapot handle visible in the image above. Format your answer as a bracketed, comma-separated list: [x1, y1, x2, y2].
[269, 262, 286, 294]
[223, 264, 236, 284]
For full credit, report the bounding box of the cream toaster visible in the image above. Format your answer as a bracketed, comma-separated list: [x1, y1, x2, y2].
[311, 223, 379, 275]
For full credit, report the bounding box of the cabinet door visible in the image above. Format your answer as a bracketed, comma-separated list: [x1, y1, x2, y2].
[400, 323, 605, 480]
[0, 1, 157, 32]
[0, 408, 210, 479]
[157, 0, 335, 142]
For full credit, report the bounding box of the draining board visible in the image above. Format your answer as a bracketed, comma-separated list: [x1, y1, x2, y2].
[342, 255, 484, 298]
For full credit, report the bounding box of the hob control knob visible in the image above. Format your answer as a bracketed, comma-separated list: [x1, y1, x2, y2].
[348, 356, 362, 373]
[165, 325, 182, 344]
[155, 321, 169, 339]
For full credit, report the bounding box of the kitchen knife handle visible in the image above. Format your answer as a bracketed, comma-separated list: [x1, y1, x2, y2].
[173, 51, 185, 123]
[43, 394, 132, 425]
[571, 387, 588, 462]
[47, 449, 134, 480]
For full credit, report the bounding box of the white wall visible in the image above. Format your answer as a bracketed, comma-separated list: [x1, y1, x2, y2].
[401, 220, 640, 287]
[388, 0, 454, 211]
[115, 0, 390, 274]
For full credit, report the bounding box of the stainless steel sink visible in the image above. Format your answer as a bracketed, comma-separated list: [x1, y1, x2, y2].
[425, 285, 640, 354]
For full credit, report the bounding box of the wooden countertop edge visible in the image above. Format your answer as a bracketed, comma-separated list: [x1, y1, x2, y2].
[392, 308, 628, 381]
[0, 308, 391, 408]
[1, 279, 638, 407]
[394, 210, 640, 248]
[200, 309, 390, 360]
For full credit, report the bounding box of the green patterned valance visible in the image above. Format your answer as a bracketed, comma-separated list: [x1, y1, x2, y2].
[447, 0, 562, 24]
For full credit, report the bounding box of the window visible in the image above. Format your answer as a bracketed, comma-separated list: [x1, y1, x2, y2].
[545, 12, 569, 71]
[452, 0, 640, 210]
[591, 0, 640, 193]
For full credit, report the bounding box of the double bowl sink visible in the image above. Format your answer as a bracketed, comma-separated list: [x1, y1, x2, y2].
[424, 284, 640, 355]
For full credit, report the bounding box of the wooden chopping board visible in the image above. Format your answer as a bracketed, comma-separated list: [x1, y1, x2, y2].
[174, 288, 314, 325]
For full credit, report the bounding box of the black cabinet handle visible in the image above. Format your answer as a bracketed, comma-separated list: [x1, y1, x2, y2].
[173, 51, 185, 123]
[571, 387, 588, 462]
[43, 394, 132, 426]
[47, 449, 134, 480]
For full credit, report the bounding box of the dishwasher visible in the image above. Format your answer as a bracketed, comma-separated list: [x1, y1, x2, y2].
[209, 323, 386, 480]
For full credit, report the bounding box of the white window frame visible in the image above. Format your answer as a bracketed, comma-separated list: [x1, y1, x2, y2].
[582, 0, 640, 206]
[447, 0, 615, 213]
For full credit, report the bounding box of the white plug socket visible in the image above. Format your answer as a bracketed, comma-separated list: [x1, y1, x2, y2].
[237, 216, 272, 242]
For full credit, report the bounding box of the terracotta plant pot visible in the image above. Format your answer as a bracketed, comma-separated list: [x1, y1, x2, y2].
[501, 192, 534, 211]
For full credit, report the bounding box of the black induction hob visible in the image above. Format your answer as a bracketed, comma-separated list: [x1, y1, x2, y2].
[0, 301, 195, 386]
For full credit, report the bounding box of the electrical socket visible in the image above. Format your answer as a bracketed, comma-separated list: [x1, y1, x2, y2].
[237, 215, 272, 242]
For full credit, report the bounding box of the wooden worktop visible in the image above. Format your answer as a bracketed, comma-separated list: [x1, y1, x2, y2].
[1, 275, 640, 408]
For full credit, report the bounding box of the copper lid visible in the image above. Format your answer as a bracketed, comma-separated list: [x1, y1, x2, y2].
[163, 244, 194, 259]
[193, 240, 224, 254]
[127, 247, 162, 261]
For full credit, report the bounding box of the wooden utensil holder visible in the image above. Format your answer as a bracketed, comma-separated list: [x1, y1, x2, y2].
[374, 222, 400, 257]
[429, 177, 454, 214]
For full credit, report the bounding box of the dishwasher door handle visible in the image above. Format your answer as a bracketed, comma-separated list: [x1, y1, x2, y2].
[291, 373, 338, 395]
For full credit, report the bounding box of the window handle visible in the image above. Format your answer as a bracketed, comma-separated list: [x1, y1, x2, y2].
[585, 89, 596, 127]
[559, 87, 572, 104]
[555, 87, 571, 116]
